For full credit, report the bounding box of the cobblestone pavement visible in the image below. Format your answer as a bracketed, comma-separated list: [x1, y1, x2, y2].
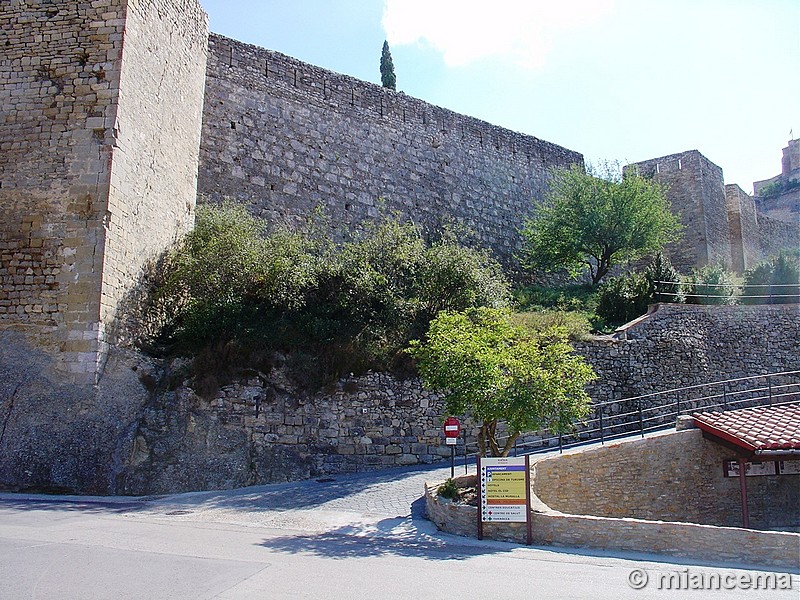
[132, 461, 464, 534]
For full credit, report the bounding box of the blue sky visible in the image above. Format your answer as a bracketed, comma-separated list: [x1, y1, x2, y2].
[201, 0, 799, 194]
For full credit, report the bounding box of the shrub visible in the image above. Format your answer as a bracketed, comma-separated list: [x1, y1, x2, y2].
[758, 178, 799, 199]
[511, 310, 593, 341]
[596, 272, 651, 326]
[513, 284, 598, 313]
[644, 252, 683, 303]
[140, 205, 512, 390]
[415, 235, 510, 330]
[684, 264, 737, 305]
[438, 478, 459, 500]
[741, 249, 800, 304]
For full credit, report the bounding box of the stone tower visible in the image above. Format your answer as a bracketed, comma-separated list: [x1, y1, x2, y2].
[0, 0, 209, 382]
[628, 151, 731, 273]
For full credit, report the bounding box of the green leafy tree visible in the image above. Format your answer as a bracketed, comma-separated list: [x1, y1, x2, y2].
[521, 163, 682, 285]
[380, 40, 396, 90]
[408, 307, 595, 457]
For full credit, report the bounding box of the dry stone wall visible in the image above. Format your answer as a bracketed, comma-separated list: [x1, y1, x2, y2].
[197, 35, 583, 266]
[576, 303, 800, 413]
[120, 303, 799, 494]
[120, 369, 463, 494]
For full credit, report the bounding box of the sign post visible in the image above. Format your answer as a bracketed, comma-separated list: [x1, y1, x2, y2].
[443, 417, 461, 478]
[477, 454, 532, 545]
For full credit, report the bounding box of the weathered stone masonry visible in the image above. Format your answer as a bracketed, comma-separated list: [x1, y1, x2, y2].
[197, 35, 583, 266]
[0, 0, 207, 382]
[1, 1, 798, 496]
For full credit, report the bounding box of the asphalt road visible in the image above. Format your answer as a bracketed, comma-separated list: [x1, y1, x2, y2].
[0, 463, 797, 600]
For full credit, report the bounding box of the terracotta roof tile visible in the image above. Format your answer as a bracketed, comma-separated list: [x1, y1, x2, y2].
[692, 403, 800, 452]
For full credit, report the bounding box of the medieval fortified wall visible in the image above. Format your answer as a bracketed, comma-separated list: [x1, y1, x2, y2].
[629, 148, 797, 274]
[0, 1, 798, 495]
[197, 34, 582, 265]
[0, 0, 208, 493]
[0, 0, 208, 383]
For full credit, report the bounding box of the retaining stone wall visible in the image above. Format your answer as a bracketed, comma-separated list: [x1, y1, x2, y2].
[197, 35, 583, 267]
[120, 369, 459, 494]
[424, 433, 800, 569]
[575, 304, 800, 413]
[533, 429, 800, 530]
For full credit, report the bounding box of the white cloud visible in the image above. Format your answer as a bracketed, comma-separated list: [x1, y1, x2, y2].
[382, 0, 614, 69]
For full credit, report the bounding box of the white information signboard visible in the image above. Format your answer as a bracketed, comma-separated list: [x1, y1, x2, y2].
[480, 457, 528, 523]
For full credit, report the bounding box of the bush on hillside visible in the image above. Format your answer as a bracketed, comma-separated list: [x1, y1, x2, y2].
[741, 249, 800, 304]
[140, 204, 511, 390]
[684, 264, 737, 305]
[594, 253, 683, 327]
[644, 252, 683, 303]
[596, 272, 651, 326]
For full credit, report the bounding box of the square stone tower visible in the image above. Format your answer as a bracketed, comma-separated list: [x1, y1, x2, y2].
[0, 0, 208, 382]
[628, 150, 731, 273]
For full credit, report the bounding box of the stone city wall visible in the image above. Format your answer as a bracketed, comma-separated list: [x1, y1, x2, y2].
[0, 0, 208, 381]
[98, 0, 208, 344]
[725, 184, 761, 272]
[197, 34, 583, 267]
[0, 0, 128, 379]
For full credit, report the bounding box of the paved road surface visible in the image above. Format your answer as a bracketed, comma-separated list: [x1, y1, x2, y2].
[1, 462, 797, 599]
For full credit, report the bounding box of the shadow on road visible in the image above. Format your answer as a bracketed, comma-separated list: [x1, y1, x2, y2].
[0, 496, 148, 514]
[255, 518, 514, 561]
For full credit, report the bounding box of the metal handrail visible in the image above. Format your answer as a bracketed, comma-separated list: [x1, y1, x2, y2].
[458, 370, 800, 466]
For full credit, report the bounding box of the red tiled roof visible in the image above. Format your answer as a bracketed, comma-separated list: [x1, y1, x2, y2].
[692, 403, 800, 453]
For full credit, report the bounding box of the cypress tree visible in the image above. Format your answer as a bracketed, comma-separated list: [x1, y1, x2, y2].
[380, 40, 396, 91]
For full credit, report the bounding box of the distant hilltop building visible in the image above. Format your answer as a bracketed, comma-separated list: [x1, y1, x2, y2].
[1, 0, 798, 383]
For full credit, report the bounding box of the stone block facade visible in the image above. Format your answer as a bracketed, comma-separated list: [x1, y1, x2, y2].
[197, 35, 583, 267]
[628, 151, 731, 272]
[533, 429, 800, 530]
[0, 0, 207, 382]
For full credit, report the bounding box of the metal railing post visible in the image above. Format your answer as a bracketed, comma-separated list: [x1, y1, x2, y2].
[598, 405, 605, 445]
[638, 400, 644, 438]
[768, 375, 773, 405]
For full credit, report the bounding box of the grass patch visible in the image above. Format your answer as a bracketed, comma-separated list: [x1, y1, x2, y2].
[513, 284, 610, 335]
